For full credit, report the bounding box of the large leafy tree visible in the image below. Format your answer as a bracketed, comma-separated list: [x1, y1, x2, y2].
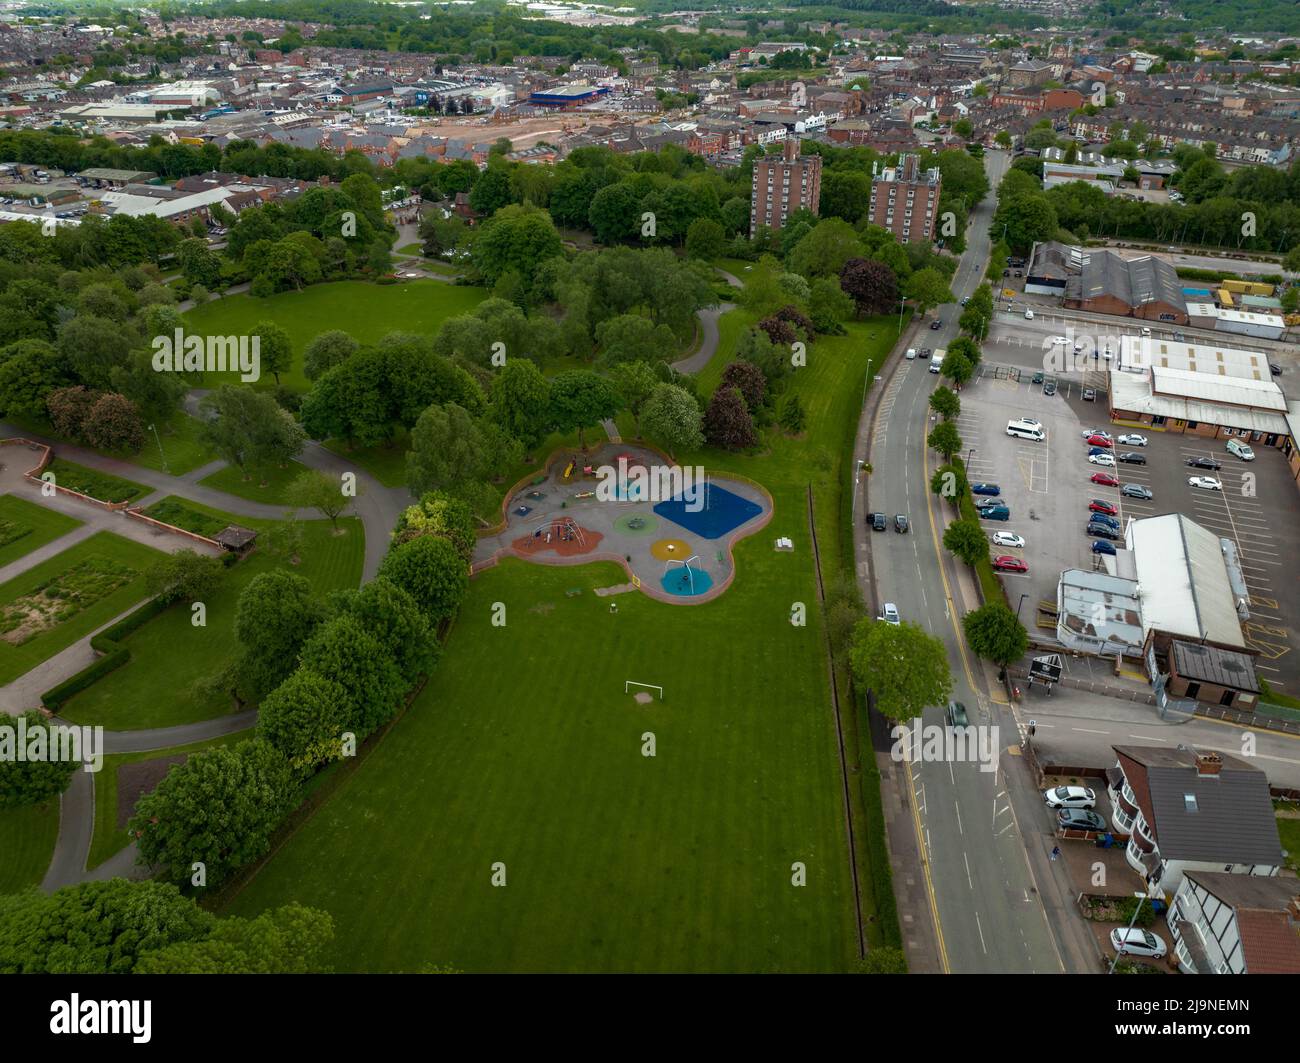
[257, 668, 349, 770]
[378, 534, 469, 625]
[927, 420, 963, 460]
[392, 491, 477, 563]
[787, 218, 865, 279]
[963, 602, 1030, 669]
[903, 267, 955, 317]
[940, 350, 974, 390]
[135, 903, 335, 975]
[609, 360, 659, 439]
[340, 576, 439, 681]
[942, 519, 989, 566]
[300, 614, 409, 739]
[130, 738, 298, 888]
[640, 382, 703, 460]
[548, 370, 621, 450]
[849, 618, 952, 722]
[286, 469, 353, 533]
[234, 570, 326, 699]
[490, 359, 551, 451]
[199, 385, 305, 478]
[406, 401, 490, 499]
[839, 258, 899, 317]
[703, 385, 757, 450]
[472, 202, 562, 292]
[0, 711, 78, 808]
[929, 386, 960, 421]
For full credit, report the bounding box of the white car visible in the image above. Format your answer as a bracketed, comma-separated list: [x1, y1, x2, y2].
[1018, 417, 1043, 427]
[1117, 434, 1147, 446]
[1043, 785, 1095, 809]
[1080, 429, 1112, 440]
[1226, 439, 1254, 461]
[880, 603, 901, 625]
[905, 347, 917, 360]
[1111, 927, 1168, 959]
[1088, 453, 1116, 467]
[1024, 308, 1034, 320]
[1049, 336, 1068, 346]
[1188, 476, 1222, 490]
[991, 532, 1026, 549]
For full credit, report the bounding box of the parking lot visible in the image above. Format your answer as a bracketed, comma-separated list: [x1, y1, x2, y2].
[957, 364, 1300, 696]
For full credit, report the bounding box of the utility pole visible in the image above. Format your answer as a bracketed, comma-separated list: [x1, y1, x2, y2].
[148, 423, 169, 474]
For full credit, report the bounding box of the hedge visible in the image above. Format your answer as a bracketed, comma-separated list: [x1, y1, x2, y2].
[855, 688, 903, 951]
[41, 596, 173, 710]
[950, 456, 1007, 608]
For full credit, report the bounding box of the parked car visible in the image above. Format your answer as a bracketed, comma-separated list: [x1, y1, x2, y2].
[978, 503, 1011, 521]
[1090, 512, 1120, 530]
[1117, 452, 1147, 465]
[1121, 483, 1153, 500]
[971, 482, 1001, 496]
[1117, 434, 1147, 446]
[894, 514, 909, 533]
[880, 602, 901, 625]
[1110, 927, 1167, 959]
[1269, 362, 1282, 377]
[1088, 499, 1118, 516]
[992, 555, 1028, 573]
[1031, 371, 1044, 385]
[1188, 476, 1222, 491]
[930, 319, 942, 330]
[1226, 439, 1255, 462]
[960, 297, 969, 307]
[1091, 539, 1117, 555]
[1024, 308, 1034, 320]
[870, 512, 887, 530]
[1058, 809, 1106, 832]
[1088, 453, 1116, 467]
[991, 531, 1026, 549]
[1081, 429, 1112, 440]
[1086, 521, 1120, 540]
[1186, 456, 1221, 471]
[1082, 387, 1096, 402]
[1088, 446, 1108, 457]
[1090, 471, 1120, 487]
[946, 701, 969, 727]
[1043, 785, 1095, 809]
[1086, 435, 1113, 448]
[1019, 417, 1043, 427]
[1043, 380, 1057, 396]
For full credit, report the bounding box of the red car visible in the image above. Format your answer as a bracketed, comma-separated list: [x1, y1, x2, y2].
[1088, 499, 1119, 516]
[1086, 434, 1113, 448]
[992, 555, 1029, 573]
[1091, 472, 1120, 486]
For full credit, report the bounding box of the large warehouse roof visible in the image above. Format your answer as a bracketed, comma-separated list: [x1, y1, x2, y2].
[1150, 366, 1288, 411]
[1071, 250, 1186, 312]
[1118, 336, 1273, 381]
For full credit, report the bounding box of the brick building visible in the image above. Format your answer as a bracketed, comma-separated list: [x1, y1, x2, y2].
[749, 137, 822, 234]
[866, 153, 941, 244]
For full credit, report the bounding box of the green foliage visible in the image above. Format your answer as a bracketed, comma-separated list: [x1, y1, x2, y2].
[926, 420, 962, 459]
[849, 618, 952, 723]
[144, 548, 226, 605]
[235, 569, 326, 700]
[378, 534, 469, 625]
[0, 711, 78, 808]
[134, 903, 335, 974]
[962, 602, 1029, 667]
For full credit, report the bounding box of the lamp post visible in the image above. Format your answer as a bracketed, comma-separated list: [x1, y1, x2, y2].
[1015, 592, 1029, 621]
[896, 295, 906, 333]
[147, 423, 168, 474]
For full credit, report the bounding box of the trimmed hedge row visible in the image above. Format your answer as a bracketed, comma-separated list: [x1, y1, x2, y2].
[951, 456, 1007, 608]
[41, 596, 173, 710]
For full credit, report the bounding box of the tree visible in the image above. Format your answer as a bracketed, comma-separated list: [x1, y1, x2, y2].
[963, 602, 1029, 669]
[82, 392, 146, 452]
[947, 335, 982, 368]
[930, 463, 967, 502]
[406, 402, 489, 500]
[0, 339, 71, 418]
[0, 880, 213, 974]
[302, 330, 359, 381]
[787, 219, 864, 279]
[253, 320, 293, 385]
[392, 491, 477, 564]
[286, 469, 353, 533]
[718, 359, 767, 412]
[942, 519, 989, 566]
[927, 420, 962, 460]
[838, 257, 900, 317]
[595, 313, 676, 367]
[609, 361, 658, 438]
[344, 576, 438, 680]
[130, 738, 297, 888]
[640, 382, 703, 460]
[200, 386, 304, 479]
[472, 203, 562, 291]
[904, 267, 954, 316]
[135, 903, 334, 975]
[808, 276, 854, 333]
[45, 384, 101, 441]
[849, 619, 952, 722]
[548, 370, 621, 450]
[490, 359, 551, 451]
[994, 193, 1059, 252]
[684, 217, 726, 260]
[257, 668, 349, 770]
[778, 392, 806, 434]
[857, 947, 908, 974]
[703, 385, 757, 450]
[145, 549, 226, 605]
[234, 570, 326, 699]
[929, 386, 960, 421]
[940, 350, 973, 390]
[0, 711, 77, 808]
[378, 534, 469, 624]
[300, 613, 408, 738]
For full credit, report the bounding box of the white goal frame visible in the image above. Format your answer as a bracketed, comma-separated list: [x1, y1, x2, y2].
[625, 681, 664, 700]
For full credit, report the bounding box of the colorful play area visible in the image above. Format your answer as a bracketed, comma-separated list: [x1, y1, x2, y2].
[473, 444, 772, 603]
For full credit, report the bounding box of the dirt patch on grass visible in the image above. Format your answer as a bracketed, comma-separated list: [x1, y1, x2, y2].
[116, 754, 189, 830]
[0, 556, 135, 645]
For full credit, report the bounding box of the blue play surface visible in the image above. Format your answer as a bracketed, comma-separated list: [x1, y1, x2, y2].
[653, 482, 763, 540]
[660, 566, 714, 597]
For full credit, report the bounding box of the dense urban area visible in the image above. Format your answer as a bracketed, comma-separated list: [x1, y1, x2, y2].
[0, 0, 1298, 992]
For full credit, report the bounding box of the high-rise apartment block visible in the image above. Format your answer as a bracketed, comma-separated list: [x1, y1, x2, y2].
[867, 154, 942, 244]
[750, 138, 822, 234]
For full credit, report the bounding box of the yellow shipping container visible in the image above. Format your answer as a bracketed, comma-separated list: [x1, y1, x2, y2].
[1217, 289, 1234, 307]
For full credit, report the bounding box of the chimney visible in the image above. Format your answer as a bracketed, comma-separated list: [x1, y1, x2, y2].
[1194, 750, 1222, 776]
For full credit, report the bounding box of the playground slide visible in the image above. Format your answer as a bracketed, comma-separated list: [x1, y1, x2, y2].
[563, 460, 574, 479]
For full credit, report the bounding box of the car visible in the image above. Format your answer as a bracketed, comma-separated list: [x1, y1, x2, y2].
[1090, 471, 1120, 486]
[1024, 308, 1034, 320]
[971, 482, 1001, 496]
[1110, 928, 1168, 959]
[894, 514, 909, 533]
[905, 347, 917, 360]
[1031, 371, 1044, 385]
[1073, 341, 1084, 355]
[1088, 453, 1116, 467]
[1018, 417, 1043, 427]
[1082, 387, 1096, 402]
[1049, 336, 1068, 347]
[1080, 429, 1112, 440]
[1117, 434, 1147, 446]
[1188, 476, 1222, 491]
[1226, 439, 1255, 462]
[1086, 521, 1120, 540]
[1086, 435, 1113, 448]
[1121, 483, 1153, 500]
[992, 555, 1028, 573]
[1090, 512, 1120, 530]
[978, 503, 1010, 521]
[1058, 809, 1107, 832]
[1186, 456, 1222, 470]
[1043, 380, 1057, 396]
[960, 297, 969, 307]
[1002, 268, 1010, 276]
[946, 700, 969, 727]
[1091, 539, 1117, 555]
[1117, 452, 1147, 465]
[991, 532, 1026, 549]
[1141, 326, 1152, 336]
[869, 512, 887, 530]
[1044, 785, 1095, 809]
[1014, 270, 1023, 278]
[880, 602, 901, 625]
[1088, 499, 1118, 516]
[1088, 446, 1109, 457]
[1269, 362, 1282, 377]
[929, 319, 942, 330]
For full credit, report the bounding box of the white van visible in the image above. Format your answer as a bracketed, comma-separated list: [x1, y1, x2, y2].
[1006, 419, 1046, 441]
[929, 349, 945, 374]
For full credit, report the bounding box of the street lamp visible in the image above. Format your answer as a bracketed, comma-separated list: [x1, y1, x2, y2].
[1015, 592, 1029, 621]
[896, 295, 906, 333]
[147, 424, 168, 474]
[965, 447, 975, 470]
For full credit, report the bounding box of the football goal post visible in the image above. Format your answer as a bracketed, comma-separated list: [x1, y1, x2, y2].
[625, 681, 664, 700]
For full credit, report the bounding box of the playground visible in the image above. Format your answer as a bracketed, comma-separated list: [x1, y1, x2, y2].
[474, 443, 771, 603]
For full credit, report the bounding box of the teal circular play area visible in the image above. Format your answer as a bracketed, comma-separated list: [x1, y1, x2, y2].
[660, 564, 714, 597]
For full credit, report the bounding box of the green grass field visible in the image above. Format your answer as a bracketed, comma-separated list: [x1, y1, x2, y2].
[1279, 815, 1300, 874]
[0, 531, 163, 685]
[44, 459, 148, 505]
[0, 494, 83, 569]
[197, 459, 310, 505]
[7, 410, 216, 478]
[182, 280, 488, 392]
[88, 730, 250, 871]
[0, 799, 59, 893]
[59, 500, 365, 731]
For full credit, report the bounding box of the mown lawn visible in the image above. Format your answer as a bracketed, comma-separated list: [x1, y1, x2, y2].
[322, 430, 411, 490]
[0, 799, 59, 893]
[88, 730, 250, 871]
[198, 458, 310, 505]
[44, 459, 148, 505]
[0, 494, 83, 569]
[0, 531, 163, 685]
[7, 410, 216, 477]
[59, 501, 365, 731]
[182, 280, 488, 392]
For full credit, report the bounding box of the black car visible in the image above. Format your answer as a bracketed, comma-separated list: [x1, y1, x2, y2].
[1270, 363, 1282, 377]
[1089, 512, 1120, 530]
[894, 514, 909, 533]
[1117, 452, 1147, 465]
[971, 482, 1001, 496]
[1058, 809, 1107, 832]
[1086, 521, 1120, 540]
[869, 512, 887, 531]
[1043, 380, 1057, 396]
[1121, 483, 1153, 500]
[1186, 456, 1222, 470]
[929, 319, 942, 330]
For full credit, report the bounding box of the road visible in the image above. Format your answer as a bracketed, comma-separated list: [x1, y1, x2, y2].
[856, 150, 1080, 973]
